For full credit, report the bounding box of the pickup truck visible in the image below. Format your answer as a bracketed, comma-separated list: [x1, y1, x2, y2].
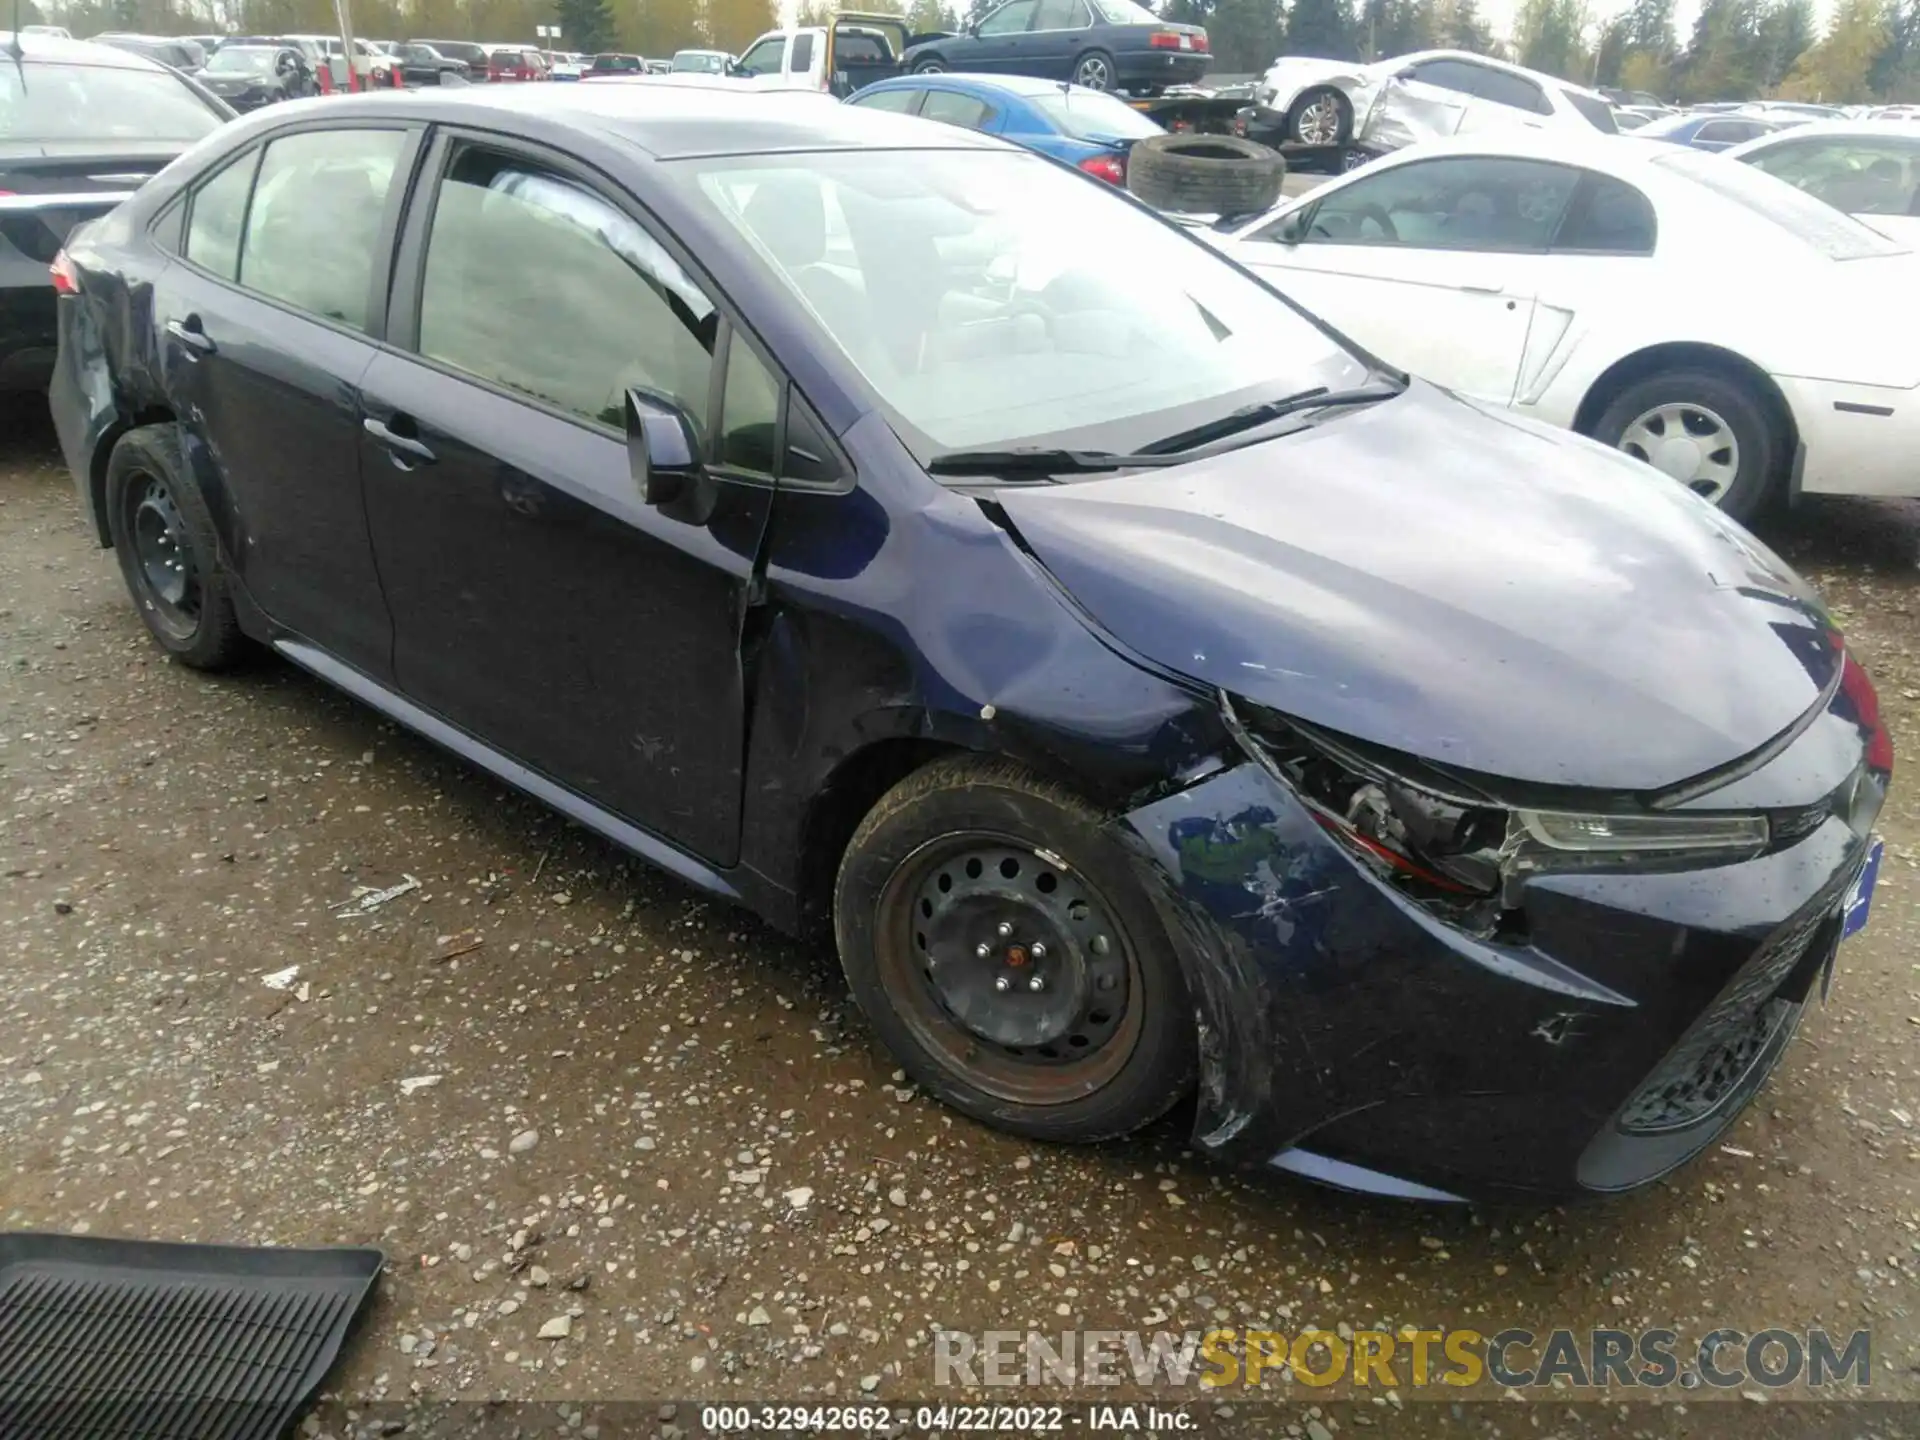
[726, 13, 938, 96]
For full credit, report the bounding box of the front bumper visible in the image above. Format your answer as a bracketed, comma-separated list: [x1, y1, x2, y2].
[1776, 373, 1920, 498]
[1120, 754, 1875, 1204]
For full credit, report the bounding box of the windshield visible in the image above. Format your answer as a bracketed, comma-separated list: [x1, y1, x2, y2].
[1090, 0, 1163, 21]
[1653, 148, 1907, 259]
[207, 47, 276, 75]
[673, 50, 727, 71]
[683, 148, 1367, 458]
[1031, 88, 1163, 141]
[0, 60, 226, 141]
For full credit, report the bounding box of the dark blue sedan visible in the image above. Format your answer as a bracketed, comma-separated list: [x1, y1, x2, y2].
[1634, 111, 1795, 151]
[49, 82, 1889, 1204]
[901, 0, 1208, 95]
[847, 73, 1163, 184]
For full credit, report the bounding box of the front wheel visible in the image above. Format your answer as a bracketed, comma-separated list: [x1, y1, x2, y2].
[1072, 49, 1116, 91]
[835, 756, 1196, 1143]
[1591, 368, 1785, 523]
[1287, 85, 1351, 145]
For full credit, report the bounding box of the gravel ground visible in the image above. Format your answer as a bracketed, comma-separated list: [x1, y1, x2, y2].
[6, 397, 1920, 1436]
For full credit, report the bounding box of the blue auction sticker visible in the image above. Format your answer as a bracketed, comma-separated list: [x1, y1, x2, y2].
[1842, 839, 1883, 941]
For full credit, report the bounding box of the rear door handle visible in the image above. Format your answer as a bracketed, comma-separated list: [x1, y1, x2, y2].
[363, 416, 436, 466]
[166, 317, 215, 355]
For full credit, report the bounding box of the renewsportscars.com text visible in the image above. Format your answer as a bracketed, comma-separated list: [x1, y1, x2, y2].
[932, 1326, 1871, 1391]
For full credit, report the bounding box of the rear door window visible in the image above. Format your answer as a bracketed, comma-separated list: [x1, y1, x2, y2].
[1469, 67, 1552, 116]
[237, 128, 407, 331]
[790, 32, 815, 70]
[920, 90, 994, 131]
[183, 147, 259, 279]
[852, 86, 922, 113]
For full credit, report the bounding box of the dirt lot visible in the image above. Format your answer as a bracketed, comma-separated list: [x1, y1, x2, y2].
[6, 397, 1920, 1436]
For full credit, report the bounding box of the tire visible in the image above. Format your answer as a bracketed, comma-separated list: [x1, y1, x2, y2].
[1286, 85, 1351, 146]
[834, 755, 1196, 1143]
[1126, 133, 1286, 216]
[105, 425, 247, 670]
[1589, 367, 1786, 523]
[911, 55, 947, 74]
[1071, 48, 1116, 91]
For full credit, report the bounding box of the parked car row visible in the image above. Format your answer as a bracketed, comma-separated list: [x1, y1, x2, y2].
[39, 75, 1892, 1210]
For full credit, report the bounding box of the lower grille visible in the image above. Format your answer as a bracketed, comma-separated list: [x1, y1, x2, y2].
[1620, 997, 1794, 1133]
[1617, 888, 1846, 1136]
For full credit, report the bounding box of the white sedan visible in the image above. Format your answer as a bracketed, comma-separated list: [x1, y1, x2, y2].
[1254, 49, 1618, 150]
[1724, 121, 1920, 247]
[1206, 130, 1919, 519]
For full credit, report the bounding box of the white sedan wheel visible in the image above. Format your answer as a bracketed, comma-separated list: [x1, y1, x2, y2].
[1294, 93, 1345, 145]
[1616, 401, 1741, 504]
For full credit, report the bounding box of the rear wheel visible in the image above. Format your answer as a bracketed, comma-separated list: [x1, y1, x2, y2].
[105, 425, 247, 670]
[1287, 85, 1351, 145]
[911, 55, 947, 74]
[1072, 49, 1116, 91]
[835, 756, 1196, 1143]
[1591, 368, 1785, 523]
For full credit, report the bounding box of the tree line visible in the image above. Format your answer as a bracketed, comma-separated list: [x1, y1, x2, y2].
[1172, 0, 1919, 102]
[31, 0, 1920, 99]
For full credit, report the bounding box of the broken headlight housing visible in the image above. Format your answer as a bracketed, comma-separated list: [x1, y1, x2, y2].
[1223, 696, 1772, 930]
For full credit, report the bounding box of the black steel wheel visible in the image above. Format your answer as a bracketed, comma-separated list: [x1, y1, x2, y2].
[836, 756, 1196, 1142]
[105, 425, 247, 669]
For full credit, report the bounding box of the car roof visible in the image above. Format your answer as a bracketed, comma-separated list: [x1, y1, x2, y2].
[292, 82, 1013, 160]
[864, 72, 1089, 100]
[0, 30, 173, 69]
[1391, 47, 1611, 101]
[1356, 128, 1664, 172]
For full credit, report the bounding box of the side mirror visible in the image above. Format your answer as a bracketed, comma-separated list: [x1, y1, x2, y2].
[1275, 211, 1305, 244]
[625, 387, 703, 506]
[1394, 66, 1417, 81]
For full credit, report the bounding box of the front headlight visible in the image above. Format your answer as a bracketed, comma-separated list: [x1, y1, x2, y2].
[1516, 809, 1769, 855]
[1222, 696, 1774, 928]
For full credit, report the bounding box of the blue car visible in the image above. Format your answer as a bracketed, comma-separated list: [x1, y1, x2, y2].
[848, 73, 1162, 184]
[50, 83, 1889, 1205]
[1634, 111, 1794, 151]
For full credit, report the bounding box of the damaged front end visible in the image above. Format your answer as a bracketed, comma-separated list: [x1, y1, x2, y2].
[1115, 682, 1886, 1203]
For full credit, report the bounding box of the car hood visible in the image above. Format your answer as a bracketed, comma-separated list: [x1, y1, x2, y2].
[995, 383, 1842, 793]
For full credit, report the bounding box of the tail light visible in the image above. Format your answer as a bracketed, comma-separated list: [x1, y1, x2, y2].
[50, 248, 79, 295]
[1077, 153, 1126, 184]
[1149, 30, 1184, 48]
[1193, 32, 1210, 51]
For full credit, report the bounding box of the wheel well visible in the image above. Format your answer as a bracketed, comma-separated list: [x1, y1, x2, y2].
[797, 738, 962, 937]
[89, 404, 178, 548]
[1572, 343, 1797, 456]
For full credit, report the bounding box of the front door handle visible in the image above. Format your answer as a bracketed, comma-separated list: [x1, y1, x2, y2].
[166, 316, 215, 355]
[1459, 282, 1506, 295]
[363, 415, 436, 466]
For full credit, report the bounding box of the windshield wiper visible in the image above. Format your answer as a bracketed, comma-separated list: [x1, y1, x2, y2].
[925, 447, 1189, 478]
[1135, 382, 1404, 457]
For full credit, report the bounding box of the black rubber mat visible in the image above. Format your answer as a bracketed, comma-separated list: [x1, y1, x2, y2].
[0, 1231, 383, 1440]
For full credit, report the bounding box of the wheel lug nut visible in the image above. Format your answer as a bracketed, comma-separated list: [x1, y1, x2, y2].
[1030, 942, 1047, 960]
[996, 921, 1014, 939]
[1027, 975, 1046, 993]
[975, 942, 991, 959]
[1090, 935, 1111, 956]
[994, 975, 1012, 993]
